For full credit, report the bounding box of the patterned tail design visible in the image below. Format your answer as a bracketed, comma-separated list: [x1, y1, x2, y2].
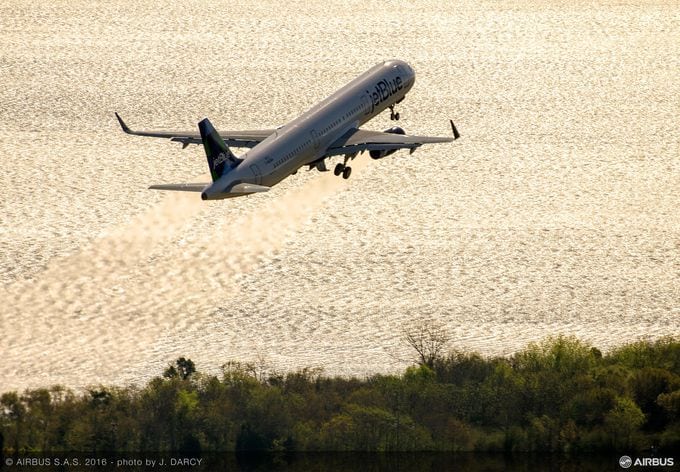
[198, 118, 241, 182]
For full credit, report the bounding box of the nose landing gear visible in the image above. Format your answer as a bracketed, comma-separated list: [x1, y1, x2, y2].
[389, 105, 400, 121]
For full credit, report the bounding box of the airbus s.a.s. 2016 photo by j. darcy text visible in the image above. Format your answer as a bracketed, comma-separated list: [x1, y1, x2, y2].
[115, 60, 460, 200]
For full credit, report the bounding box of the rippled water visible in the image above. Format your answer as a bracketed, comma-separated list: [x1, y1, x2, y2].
[1, 0, 678, 391]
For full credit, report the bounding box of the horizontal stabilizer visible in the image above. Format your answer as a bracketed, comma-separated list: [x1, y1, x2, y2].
[149, 183, 208, 192]
[229, 183, 270, 193]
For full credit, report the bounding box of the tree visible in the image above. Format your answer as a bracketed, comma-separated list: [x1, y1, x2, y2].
[1, 392, 26, 453]
[657, 390, 680, 422]
[512, 335, 596, 376]
[403, 318, 450, 368]
[512, 336, 597, 418]
[21, 389, 54, 452]
[164, 357, 196, 380]
[629, 367, 680, 431]
[492, 362, 524, 427]
[444, 418, 475, 451]
[604, 397, 645, 450]
[433, 350, 493, 386]
[238, 386, 292, 451]
[321, 404, 430, 451]
[609, 337, 680, 374]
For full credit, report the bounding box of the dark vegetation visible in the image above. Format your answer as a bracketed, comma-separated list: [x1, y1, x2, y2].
[1, 337, 679, 453]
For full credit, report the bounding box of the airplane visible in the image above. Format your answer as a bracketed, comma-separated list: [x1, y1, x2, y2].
[115, 59, 459, 200]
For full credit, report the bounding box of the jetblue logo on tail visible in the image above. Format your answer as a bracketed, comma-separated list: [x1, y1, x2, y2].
[199, 117, 241, 182]
[213, 151, 230, 168]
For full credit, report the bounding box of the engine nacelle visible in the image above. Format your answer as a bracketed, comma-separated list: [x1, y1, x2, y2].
[370, 127, 405, 159]
[384, 126, 405, 135]
[370, 149, 396, 159]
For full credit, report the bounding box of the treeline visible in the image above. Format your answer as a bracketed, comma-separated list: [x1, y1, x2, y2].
[1, 336, 679, 453]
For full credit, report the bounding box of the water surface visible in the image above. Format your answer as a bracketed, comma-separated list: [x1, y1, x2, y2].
[0, 0, 678, 390]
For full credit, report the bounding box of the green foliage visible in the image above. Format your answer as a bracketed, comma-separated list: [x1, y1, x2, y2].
[320, 403, 431, 451]
[629, 367, 680, 431]
[609, 337, 680, 374]
[513, 335, 597, 375]
[163, 357, 196, 380]
[433, 350, 494, 386]
[565, 387, 616, 427]
[1, 340, 679, 453]
[657, 390, 680, 421]
[1, 392, 26, 453]
[604, 397, 645, 450]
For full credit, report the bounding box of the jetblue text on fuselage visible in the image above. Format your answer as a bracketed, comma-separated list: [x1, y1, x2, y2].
[366, 76, 403, 113]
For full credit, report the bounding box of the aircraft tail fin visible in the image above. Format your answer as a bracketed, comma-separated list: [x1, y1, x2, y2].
[198, 118, 242, 182]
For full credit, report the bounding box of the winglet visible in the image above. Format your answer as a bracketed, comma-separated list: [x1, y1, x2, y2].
[115, 112, 132, 134]
[450, 120, 460, 140]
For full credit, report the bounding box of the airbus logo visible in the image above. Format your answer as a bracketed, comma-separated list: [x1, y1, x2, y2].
[619, 455, 675, 468]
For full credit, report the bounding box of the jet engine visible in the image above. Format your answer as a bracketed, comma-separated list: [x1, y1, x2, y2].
[369, 126, 405, 159]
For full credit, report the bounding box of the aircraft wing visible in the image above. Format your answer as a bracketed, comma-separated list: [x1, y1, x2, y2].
[115, 113, 274, 148]
[325, 121, 459, 157]
[148, 182, 270, 195]
[148, 183, 208, 192]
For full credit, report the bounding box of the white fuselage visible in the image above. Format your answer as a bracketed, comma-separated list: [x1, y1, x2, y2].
[201, 60, 415, 199]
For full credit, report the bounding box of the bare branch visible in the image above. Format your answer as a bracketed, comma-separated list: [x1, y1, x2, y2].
[403, 318, 450, 368]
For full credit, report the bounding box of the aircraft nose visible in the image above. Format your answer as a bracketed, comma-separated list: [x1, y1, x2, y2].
[395, 60, 416, 88]
[402, 66, 415, 90]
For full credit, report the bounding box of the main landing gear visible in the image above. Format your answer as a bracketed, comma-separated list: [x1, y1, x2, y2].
[334, 163, 352, 179]
[389, 105, 400, 121]
[334, 154, 354, 179]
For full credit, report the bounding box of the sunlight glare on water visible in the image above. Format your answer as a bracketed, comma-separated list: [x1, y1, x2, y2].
[0, 0, 678, 390]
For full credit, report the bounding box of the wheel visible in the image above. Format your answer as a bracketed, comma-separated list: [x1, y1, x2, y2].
[342, 166, 352, 179]
[334, 163, 344, 176]
[394, 112, 400, 121]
